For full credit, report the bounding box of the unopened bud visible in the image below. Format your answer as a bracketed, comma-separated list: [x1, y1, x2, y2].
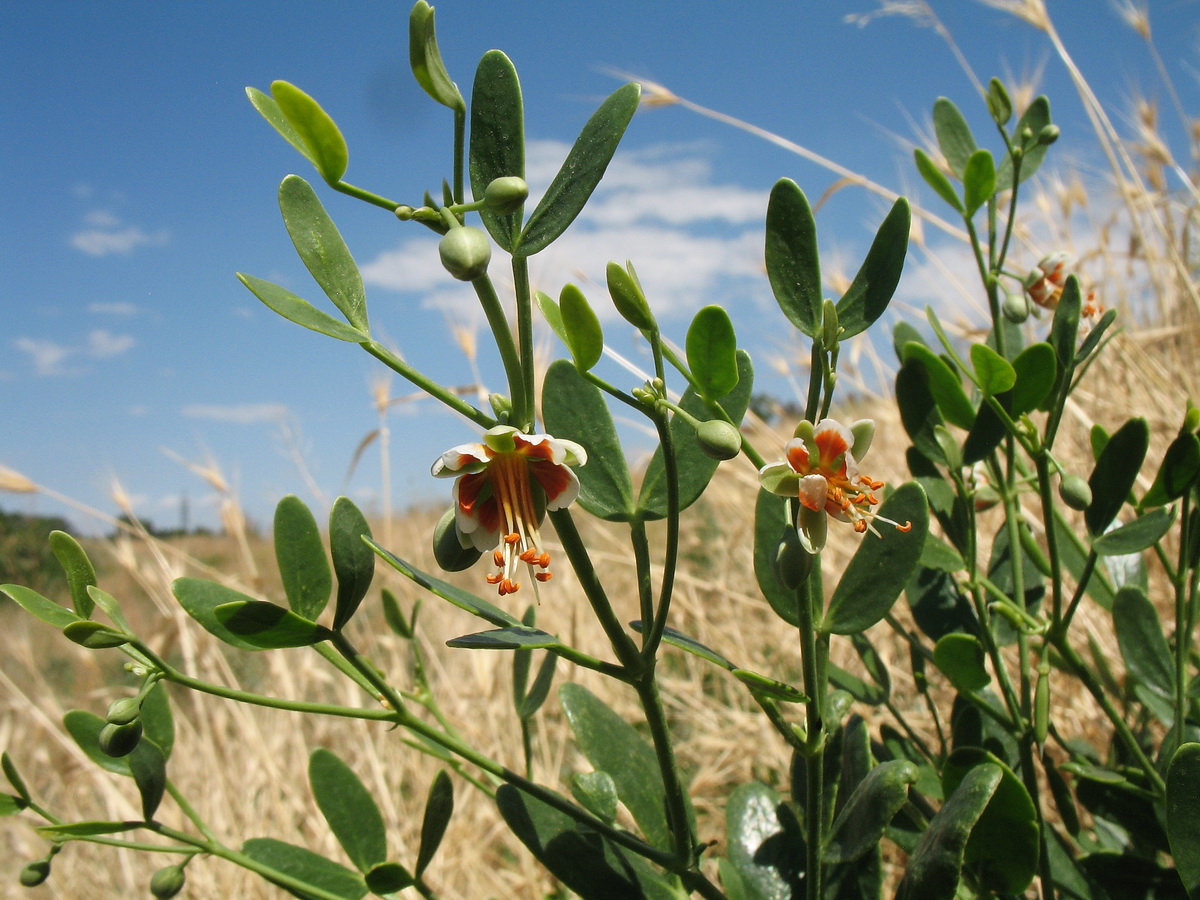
[105, 697, 142, 726]
[1037, 124, 1061, 147]
[432, 506, 482, 573]
[695, 420, 742, 460]
[772, 527, 812, 589]
[150, 864, 186, 899]
[19, 860, 51, 887]
[393, 205, 415, 221]
[1003, 292, 1031, 323]
[849, 419, 875, 459]
[98, 720, 142, 758]
[483, 176, 528, 215]
[438, 226, 491, 281]
[1058, 474, 1093, 511]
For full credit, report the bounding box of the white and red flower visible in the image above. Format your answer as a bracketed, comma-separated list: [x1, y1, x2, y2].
[1023, 252, 1073, 310]
[759, 417, 910, 553]
[432, 426, 587, 596]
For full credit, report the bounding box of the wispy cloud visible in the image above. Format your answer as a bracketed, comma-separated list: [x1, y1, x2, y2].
[13, 328, 136, 376]
[88, 301, 139, 316]
[70, 209, 168, 257]
[360, 142, 772, 322]
[181, 403, 289, 424]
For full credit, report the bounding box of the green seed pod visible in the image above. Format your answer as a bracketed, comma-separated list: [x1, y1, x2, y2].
[150, 864, 186, 900]
[105, 696, 142, 726]
[695, 420, 742, 461]
[483, 176, 528, 215]
[438, 226, 491, 281]
[19, 859, 51, 887]
[1002, 291, 1030, 323]
[98, 720, 142, 758]
[1058, 473, 1093, 511]
[432, 506, 483, 573]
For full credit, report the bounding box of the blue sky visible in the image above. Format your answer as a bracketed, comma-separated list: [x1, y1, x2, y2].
[3, 1, 1198, 535]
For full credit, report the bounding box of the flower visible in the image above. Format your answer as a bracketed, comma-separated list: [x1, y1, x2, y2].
[432, 425, 587, 596]
[758, 417, 911, 553]
[1023, 252, 1102, 316]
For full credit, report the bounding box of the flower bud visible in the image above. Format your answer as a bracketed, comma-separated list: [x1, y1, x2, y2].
[695, 420, 742, 460]
[393, 205, 415, 221]
[606, 260, 655, 330]
[772, 527, 812, 590]
[1002, 291, 1030, 323]
[432, 506, 483, 573]
[1037, 124, 1060, 147]
[987, 77, 1013, 125]
[19, 860, 51, 887]
[849, 419, 875, 459]
[150, 864, 186, 899]
[438, 226, 492, 281]
[483, 176, 528, 215]
[1058, 473, 1093, 511]
[98, 720, 142, 758]
[105, 696, 142, 726]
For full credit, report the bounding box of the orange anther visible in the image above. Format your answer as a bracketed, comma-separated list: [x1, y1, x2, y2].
[504, 533, 521, 544]
[486, 574, 502, 584]
[854, 520, 868, 533]
[493, 550, 505, 567]
[537, 553, 551, 567]
[535, 572, 552, 582]
[519, 549, 538, 563]
[897, 521, 913, 532]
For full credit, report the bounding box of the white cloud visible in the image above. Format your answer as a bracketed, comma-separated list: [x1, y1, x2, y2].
[14, 329, 136, 376]
[87, 329, 136, 358]
[181, 403, 289, 424]
[360, 142, 773, 321]
[15, 337, 73, 376]
[70, 209, 168, 257]
[88, 301, 139, 316]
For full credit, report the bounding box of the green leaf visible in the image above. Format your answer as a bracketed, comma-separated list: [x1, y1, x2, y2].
[1112, 585, 1174, 700]
[1143, 432, 1200, 508]
[828, 663, 887, 706]
[516, 83, 640, 256]
[765, 178, 821, 337]
[242, 837, 367, 900]
[1093, 507, 1175, 556]
[173, 577, 271, 651]
[64, 710, 132, 777]
[517, 651, 557, 719]
[962, 148, 996, 216]
[542, 359, 635, 522]
[39, 820, 144, 837]
[933, 633, 990, 692]
[309, 748, 387, 873]
[365, 863, 413, 895]
[895, 763, 1001, 900]
[823, 482, 929, 634]
[726, 781, 804, 900]
[408, 1, 464, 112]
[559, 283, 604, 372]
[1010, 342, 1056, 416]
[997, 96, 1052, 189]
[495, 785, 676, 900]
[330, 497, 373, 631]
[902, 342, 975, 430]
[637, 350, 753, 520]
[559, 683, 674, 851]
[933, 97, 978, 178]
[129, 739, 166, 820]
[534, 289, 567, 345]
[941, 748, 1039, 896]
[896, 358, 947, 465]
[732, 669, 806, 703]
[270, 81, 349, 183]
[0, 793, 26, 817]
[236, 273, 368, 343]
[213, 601, 334, 649]
[365, 538, 519, 627]
[3, 752, 30, 804]
[62, 620, 129, 649]
[278, 175, 368, 334]
[606, 260, 656, 331]
[416, 770, 453, 877]
[274, 495, 332, 621]
[2, 583, 80, 629]
[836, 198, 910, 339]
[1167, 743, 1200, 899]
[470, 50, 524, 250]
[247, 86, 314, 165]
[1086, 417, 1150, 535]
[571, 771, 619, 823]
[824, 759, 919, 863]
[914, 147, 964, 213]
[686, 305, 739, 399]
[48, 530, 97, 618]
[969, 342, 1016, 396]
[920, 532, 966, 572]
[446, 625, 563, 650]
[633, 621, 736, 670]
[1045, 275, 1082, 409]
[753, 490, 800, 626]
[140, 682, 174, 761]
[86, 585, 131, 633]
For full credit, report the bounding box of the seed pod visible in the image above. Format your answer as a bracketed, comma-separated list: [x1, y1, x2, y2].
[105, 696, 142, 726]
[696, 420, 742, 460]
[19, 860, 51, 887]
[483, 176, 528, 215]
[438, 226, 491, 281]
[98, 720, 142, 758]
[150, 864, 186, 899]
[1058, 473, 1093, 511]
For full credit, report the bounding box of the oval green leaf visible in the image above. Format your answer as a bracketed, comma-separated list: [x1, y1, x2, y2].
[62, 620, 129, 649]
[48, 530, 97, 618]
[129, 739, 166, 820]
[1167, 743, 1200, 899]
[1143, 432, 1200, 508]
[836, 198, 910, 339]
[824, 759, 919, 863]
[969, 342, 1016, 396]
[962, 148, 996, 217]
[2, 583, 80, 629]
[236, 273, 368, 343]
[416, 770, 454, 877]
[1112, 584, 1173, 699]
[933, 97, 978, 178]
[902, 342, 975, 430]
[274, 494, 331, 621]
[270, 81, 349, 183]
[330, 497, 373, 631]
[309, 748, 387, 873]
[408, 1, 464, 112]
[1093, 506, 1175, 556]
[765, 178, 821, 337]
[914, 147, 964, 213]
[1086, 417, 1149, 536]
[933, 633, 990, 693]
[686, 305, 739, 399]
[1010, 342, 1056, 416]
[726, 781, 804, 900]
[559, 283, 604, 372]
[242, 837, 367, 900]
[212, 600, 333, 649]
[470, 50, 524, 250]
[246, 86, 315, 165]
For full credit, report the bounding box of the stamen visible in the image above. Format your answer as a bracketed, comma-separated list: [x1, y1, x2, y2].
[535, 572, 552, 582]
[504, 533, 521, 544]
[493, 550, 504, 567]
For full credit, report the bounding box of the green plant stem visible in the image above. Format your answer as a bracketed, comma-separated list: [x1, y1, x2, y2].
[794, 558, 827, 900]
[453, 107, 465, 205]
[1174, 492, 1192, 752]
[166, 781, 218, 843]
[633, 670, 697, 867]
[330, 179, 402, 211]
[363, 341, 494, 429]
[511, 257, 536, 431]
[469, 274, 527, 427]
[630, 518, 656, 635]
[643, 408, 682, 661]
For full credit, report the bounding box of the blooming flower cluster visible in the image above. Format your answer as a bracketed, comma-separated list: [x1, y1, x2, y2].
[1024, 251, 1101, 316]
[432, 425, 587, 596]
[758, 417, 910, 553]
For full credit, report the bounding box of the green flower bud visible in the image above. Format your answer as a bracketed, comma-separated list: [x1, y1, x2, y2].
[150, 864, 186, 900]
[1037, 124, 1061, 147]
[432, 506, 483, 573]
[1002, 291, 1031, 323]
[1185, 405, 1200, 434]
[987, 77, 1013, 125]
[849, 418, 875, 459]
[19, 859, 51, 887]
[1058, 473, 1093, 511]
[488, 393, 512, 422]
[393, 205, 415, 221]
[98, 720, 142, 758]
[695, 420, 742, 460]
[772, 527, 812, 590]
[483, 176, 528, 215]
[606, 260, 655, 331]
[105, 696, 142, 726]
[438, 226, 491, 281]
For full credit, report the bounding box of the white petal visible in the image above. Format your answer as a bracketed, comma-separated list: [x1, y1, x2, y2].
[545, 467, 581, 511]
[432, 443, 489, 477]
